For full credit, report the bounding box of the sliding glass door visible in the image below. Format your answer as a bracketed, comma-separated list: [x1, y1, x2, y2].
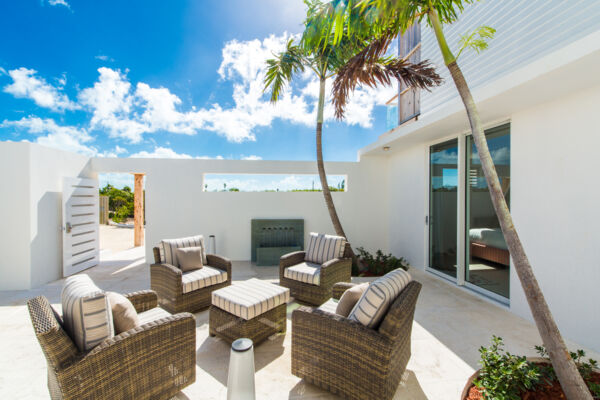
[465, 124, 511, 299]
[429, 139, 458, 278]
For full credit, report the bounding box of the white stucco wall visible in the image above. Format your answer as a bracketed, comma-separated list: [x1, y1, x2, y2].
[385, 84, 600, 352]
[91, 156, 390, 264]
[0, 142, 93, 290]
[0, 142, 32, 290]
[509, 84, 600, 352]
[28, 145, 93, 288]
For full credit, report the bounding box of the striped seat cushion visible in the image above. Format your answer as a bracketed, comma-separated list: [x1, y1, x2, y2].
[305, 232, 346, 264]
[212, 278, 290, 320]
[138, 307, 172, 325]
[61, 274, 114, 352]
[317, 298, 339, 314]
[181, 266, 228, 294]
[283, 262, 321, 285]
[348, 268, 412, 329]
[159, 235, 207, 267]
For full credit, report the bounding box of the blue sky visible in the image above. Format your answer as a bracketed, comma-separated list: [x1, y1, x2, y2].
[0, 0, 395, 174]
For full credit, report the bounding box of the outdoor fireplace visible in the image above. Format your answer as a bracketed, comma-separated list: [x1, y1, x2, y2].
[251, 219, 304, 266]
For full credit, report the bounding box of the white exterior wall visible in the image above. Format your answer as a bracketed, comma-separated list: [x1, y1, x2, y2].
[0, 142, 93, 290]
[0, 143, 31, 290]
[91, 156, 390, 263]
[385, 84, 600, 352]
[419, 0, 600, 115]
[509, 84, 600, 352]
[28, 145, 93, 288]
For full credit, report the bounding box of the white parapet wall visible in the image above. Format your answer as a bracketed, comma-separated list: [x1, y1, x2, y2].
[91, 156, 390, 264]
[0, 142, 94, 290]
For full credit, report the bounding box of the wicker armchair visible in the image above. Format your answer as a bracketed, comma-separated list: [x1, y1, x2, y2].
[279, 243, 352, 306]
[291, 280, 422, 400]
[151, 247, 232, 314]
[27, 290, 196, 400]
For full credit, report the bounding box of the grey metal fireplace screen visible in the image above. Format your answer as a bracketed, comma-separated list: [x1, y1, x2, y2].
[251, 219, 304, 266]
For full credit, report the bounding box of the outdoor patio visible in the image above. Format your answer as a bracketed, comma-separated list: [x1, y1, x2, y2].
[2, 247, 594, 400]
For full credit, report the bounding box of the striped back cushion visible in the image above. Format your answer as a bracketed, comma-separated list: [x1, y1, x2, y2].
[304, 232, 346, 264]
[348, 268, 411, 329]
[160, 235, 207, 267]
[61, 274, 114, 352]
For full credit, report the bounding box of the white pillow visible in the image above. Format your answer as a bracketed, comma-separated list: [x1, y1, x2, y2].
[304, 232, 346, 264]
[348, 269, 411, 328]
[160, 235, 207, 266]
[61, 274, 114, 351]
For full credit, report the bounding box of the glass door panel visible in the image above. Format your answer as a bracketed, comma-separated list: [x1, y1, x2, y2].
[465, 124, 510, 298]
[429, 139, 458, 278]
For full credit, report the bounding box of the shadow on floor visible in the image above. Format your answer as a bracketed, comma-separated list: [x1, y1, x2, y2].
[196, 333, 286, 386]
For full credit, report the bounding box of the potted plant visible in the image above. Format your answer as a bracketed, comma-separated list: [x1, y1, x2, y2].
[462, 336, 600, 399]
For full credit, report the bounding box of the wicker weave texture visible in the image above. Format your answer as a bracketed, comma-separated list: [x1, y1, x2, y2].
[209, 303, 286, 345]
[279, 250, 352, 306]
[151, 247, 232, 314]
[27, 293, 196, 400]
[291, 281, 422, 400]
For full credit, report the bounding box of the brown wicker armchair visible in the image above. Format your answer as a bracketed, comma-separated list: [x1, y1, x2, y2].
[151, 247, 232, 314]
[27, 290, 196, 400]
[279, 243, 352, 306]
[291, 280, 422, 400]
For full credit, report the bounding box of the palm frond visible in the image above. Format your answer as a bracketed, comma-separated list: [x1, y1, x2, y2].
[263, 39, 307, 103]
[332, 43, 442, 118]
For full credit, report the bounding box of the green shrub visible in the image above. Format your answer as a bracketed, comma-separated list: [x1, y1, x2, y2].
[474, 336, 540, 400]
[354, 247, 409, 276]
[534, 345, 600, 398]
[112, 205, 130, 223]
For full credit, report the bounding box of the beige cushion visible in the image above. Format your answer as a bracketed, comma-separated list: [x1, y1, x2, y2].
[107, 292, 139, 334]
[283, 262, 321, 285]
[305, 232, 346, 264]
[159, 235, 207, 266]
[336, 283, 369, 317]
[61, 274, 114, 351]
[181, 266, 228, 293]
[175, 246, 203, 272]
[348, 269, 411, 328]
[212, 278, 290, 320]
[138, 307, 172, 325]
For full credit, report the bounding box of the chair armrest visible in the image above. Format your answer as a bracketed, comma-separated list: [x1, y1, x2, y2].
[292, 306, 392, 366]
[124, 290, 158, 313]
[150, 263, 183, 293]
[319, 257, 352, 288]
[332, 282, 357, 300]
[206, 254, 232, 282]
[279, 251, 306, 278]
[67, 313, 196, 396]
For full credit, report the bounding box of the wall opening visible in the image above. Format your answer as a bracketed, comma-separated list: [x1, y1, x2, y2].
[202, 174, 347, 192]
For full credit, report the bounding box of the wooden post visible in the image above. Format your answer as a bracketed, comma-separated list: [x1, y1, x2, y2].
[133, 173, 145, 247]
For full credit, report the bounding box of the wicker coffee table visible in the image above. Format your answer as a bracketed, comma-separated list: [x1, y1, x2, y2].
[209, 278, 290, 345]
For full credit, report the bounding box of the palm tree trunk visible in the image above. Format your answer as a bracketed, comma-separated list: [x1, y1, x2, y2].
[316, 77, 356, 259]
[429, 10, 591, 399]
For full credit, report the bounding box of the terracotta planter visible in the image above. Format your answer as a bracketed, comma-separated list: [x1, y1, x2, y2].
[460, 357, 600, 399]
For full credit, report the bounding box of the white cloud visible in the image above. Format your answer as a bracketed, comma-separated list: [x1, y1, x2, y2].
[3, 68, 79, 112]
[95, 54, 114, 62]
[0, 116, 96, 156]
[98, 145, 128, 158]
[241, 155, 262, 160]
[78, 67, 147, 143]
[48, 0, 70, 8]
[2, 32, 395, 148]
[130, 146, 194, 159]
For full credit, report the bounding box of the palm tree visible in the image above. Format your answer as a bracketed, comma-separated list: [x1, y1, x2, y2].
[263, 0, 440, 262]
[316, 0, 592, 398]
